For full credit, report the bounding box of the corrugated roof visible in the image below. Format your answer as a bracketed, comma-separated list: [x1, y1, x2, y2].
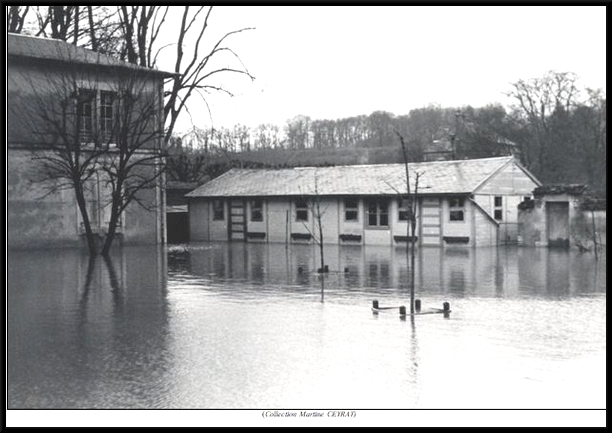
[186, 156, 516, 198]
[7, 32, 174, 77]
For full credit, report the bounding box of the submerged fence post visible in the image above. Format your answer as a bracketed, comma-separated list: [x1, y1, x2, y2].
[372, 300, 379, 309]
[399, 305, 406, 317]
[443, 302, 450, 318]
[415, 299, 421, 312]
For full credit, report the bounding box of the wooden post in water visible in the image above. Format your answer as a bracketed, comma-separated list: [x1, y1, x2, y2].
[415, 299, 421, 312]
[285, 210, 289, 248]
[399, 305, 406, 316]
[320, 275, 325, 303]
[372, 300, 379, 309]
[443, 302, 450, 318]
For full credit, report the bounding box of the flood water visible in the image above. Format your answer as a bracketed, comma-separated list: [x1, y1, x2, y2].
[7, 242, 606, 413]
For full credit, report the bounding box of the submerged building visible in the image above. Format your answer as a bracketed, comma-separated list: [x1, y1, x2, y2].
[518, 184, 606, 250]
[186, 156, 541, 247]
[7, 33, 171, 249]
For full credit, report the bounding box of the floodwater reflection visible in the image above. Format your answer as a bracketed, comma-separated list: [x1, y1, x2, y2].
[174, 243, 605, 301]
[7, 242, 606, 409]
[7, 247, 170, 409]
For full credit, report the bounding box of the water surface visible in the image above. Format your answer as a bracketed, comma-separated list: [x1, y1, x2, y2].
[7, 243, 606, 409]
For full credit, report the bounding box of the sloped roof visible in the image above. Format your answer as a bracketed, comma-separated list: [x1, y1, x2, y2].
[187, 156, 519, 198]
[7, 32, 174, 77]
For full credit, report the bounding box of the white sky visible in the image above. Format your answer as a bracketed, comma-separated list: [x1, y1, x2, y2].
[166, 5, 606, 132]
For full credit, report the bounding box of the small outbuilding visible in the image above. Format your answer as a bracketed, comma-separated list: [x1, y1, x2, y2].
[186, 156, 541, 247]
[518, 184, 606, 250]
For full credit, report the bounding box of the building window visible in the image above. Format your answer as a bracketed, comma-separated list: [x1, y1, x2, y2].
[296, 199, 308, 222]
[366, 199, 389, 227]
[77, 89, 95, 143]
[398, 198, 410, 221]
[494, 196, 503, 221]
[212, 199, 224, 220]
[344, 198, 358, 221]
[77, 89, 118, 145]
[100, 91, 115, 143]
[251, 199, 263, 222]
[449, 197, 465, 222]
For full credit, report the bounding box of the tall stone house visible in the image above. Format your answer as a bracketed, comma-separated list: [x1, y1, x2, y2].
[7, 33, 172, 249]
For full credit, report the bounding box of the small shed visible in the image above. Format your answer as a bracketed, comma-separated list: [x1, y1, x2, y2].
[518, 184, 606, 250]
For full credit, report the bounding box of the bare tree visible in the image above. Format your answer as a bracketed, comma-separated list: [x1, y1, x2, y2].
[312, 173, 327, 273]
[97, 70, 167, 256]
[395, 131, 421, 314]
[112, 6, 256, 142]
[9, 41, 167, 256]
[9, 50, 107, 254]
[506, 71, 579, 179]
[12, 6, 256, 255]
[157, 6, 255, 143]
[7, 6, 30, 33]
[27, 6, 122, 54]
[18, 6, 255, 143]
[34, 6, 78, 42]
[297, 171, 328, 273]
[117, 6, 168, 67]
[254, 123, 282, 149]
[285, 115, 311, 149]
[574, 89, 606, 195]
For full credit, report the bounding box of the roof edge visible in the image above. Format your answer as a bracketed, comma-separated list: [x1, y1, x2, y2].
[468, 197, 500, 227]
[7, 32, 177, 78]
[471, 156, 514, 193]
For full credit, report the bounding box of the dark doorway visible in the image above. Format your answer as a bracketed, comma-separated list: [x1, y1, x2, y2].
[167, 212, 189, 243]
[546, 201, 570, 248]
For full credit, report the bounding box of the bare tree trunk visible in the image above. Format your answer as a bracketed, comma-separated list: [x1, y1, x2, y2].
[73, 6, 79, 45]
[316, 196, 325, 272]
[101, 198, 121, 257]
[591, 209, 599, 261]
[87, 6, 98, 51]
[74, 183, 98, 255]
[7, 6, 30, 33]
[396, 130, 419, 314]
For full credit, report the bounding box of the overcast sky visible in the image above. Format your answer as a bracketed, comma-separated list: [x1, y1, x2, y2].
[167, 5, 606, 132]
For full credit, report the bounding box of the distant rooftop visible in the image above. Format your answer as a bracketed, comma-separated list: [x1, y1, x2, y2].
[7, 32, 174, 77]
[187, 156, 528, 198]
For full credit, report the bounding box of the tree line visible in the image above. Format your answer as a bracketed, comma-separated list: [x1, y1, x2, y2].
[168, 71, 606, 196]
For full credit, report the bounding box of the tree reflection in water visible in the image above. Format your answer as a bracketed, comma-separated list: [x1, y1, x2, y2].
[6, 243, 606, 410]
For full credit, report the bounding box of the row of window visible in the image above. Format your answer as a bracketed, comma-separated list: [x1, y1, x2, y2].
[209, 197, 509, 226]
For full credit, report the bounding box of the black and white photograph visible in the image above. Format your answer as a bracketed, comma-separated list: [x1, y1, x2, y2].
[6, 5, 606, 428]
